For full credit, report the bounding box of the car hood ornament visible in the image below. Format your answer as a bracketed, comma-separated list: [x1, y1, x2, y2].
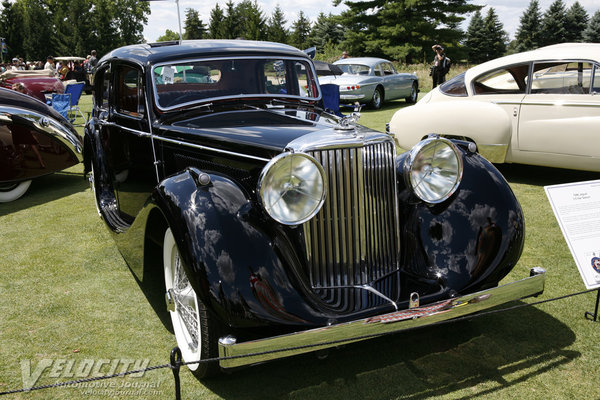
[336, 102, 362, 131]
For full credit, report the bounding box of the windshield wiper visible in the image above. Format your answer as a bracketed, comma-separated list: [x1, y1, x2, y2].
[269, 98, 313, 108]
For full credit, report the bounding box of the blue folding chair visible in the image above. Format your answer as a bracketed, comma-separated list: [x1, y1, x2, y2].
[64, 82, 86, 124]
[320, 84, 345, 117]
[51, 93, 71, 120]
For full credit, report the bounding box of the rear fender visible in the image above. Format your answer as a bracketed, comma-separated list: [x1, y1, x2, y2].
[0, 100, 82, 184]
[390, 101, 511, 162]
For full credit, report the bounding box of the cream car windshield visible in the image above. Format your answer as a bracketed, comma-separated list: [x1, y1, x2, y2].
[152, 58, 318, 110]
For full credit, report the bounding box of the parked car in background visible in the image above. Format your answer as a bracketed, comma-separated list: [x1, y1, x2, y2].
[0, 69, 64, 102]
[319, 57, 419, 109]
[0, 88, 82, 202]
[78, 40, 545, 378]
[389, 43, 600, 172]
[55, 56, 93, 94]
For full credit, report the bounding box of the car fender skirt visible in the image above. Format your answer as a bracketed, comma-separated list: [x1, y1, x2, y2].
[151, 167, 331, 328]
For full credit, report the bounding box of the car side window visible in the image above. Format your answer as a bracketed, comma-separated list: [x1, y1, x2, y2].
[95, 65, 111, 110]
[117, 65, 144, 117]
[381, 63, 395, 76]
[593, 65, 600, 94]
[473, 64, 529, 95]
[374, 65, 383, 76]
[440, 72, 467, 96]
[530, 61, 592, 95]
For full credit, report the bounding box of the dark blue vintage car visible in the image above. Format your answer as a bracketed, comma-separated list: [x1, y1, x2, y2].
[76, 40, 545, 377]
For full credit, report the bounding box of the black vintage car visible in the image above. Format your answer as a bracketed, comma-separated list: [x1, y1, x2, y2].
[0, 88, 82, 202]
[81, 40, 545, 377]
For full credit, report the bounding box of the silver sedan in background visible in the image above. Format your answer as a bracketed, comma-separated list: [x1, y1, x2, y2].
[319, 57, 419, 109]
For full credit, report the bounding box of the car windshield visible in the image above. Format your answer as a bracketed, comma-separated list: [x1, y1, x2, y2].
[338, 64, 371, 76]
[152, 57, 318, 110]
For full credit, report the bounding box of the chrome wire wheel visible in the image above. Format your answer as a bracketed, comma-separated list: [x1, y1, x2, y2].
[163, 228, 221, 378]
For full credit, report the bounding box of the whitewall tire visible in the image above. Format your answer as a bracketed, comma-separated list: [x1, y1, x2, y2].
[163, 228, 221, 378]
[0, 180, 32, 202]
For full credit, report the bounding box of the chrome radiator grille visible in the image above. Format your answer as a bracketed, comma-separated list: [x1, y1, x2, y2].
[302, 140, 400, 312]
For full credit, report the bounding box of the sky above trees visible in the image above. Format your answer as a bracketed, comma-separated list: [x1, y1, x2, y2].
[143, 0, 600, 42]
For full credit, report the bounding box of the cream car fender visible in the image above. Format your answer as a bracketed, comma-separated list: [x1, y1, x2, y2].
[389, 101, 512, 163]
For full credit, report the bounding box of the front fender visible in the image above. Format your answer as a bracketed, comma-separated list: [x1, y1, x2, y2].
[397, 144, 524, 294]
[152, 168, 327, 329]
[390, 101, 511, 162]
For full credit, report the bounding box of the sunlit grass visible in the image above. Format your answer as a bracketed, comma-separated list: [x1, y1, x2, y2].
[1, 94, 600, 399]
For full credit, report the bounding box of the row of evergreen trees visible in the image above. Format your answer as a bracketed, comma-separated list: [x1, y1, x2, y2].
[1, 0, 599, 65]
[465, 0, 600, 64]
[162, 0, 481, 64]
[167, 0, 600, 64]
[0, 0, 150, 62]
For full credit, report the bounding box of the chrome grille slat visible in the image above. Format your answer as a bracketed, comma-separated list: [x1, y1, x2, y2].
[303, 141, 399, 312]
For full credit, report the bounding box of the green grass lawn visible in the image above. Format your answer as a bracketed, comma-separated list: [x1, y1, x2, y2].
[1, 94, 600, 399]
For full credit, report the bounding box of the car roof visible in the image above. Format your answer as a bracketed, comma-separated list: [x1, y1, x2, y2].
[465, 43, 600, 82]
[99, 39, 309, 66]
[334, 57, 390, 67]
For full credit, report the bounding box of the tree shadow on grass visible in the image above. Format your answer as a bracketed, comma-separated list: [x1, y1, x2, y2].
[497, 164, 600, 187]
[202, 304, 576, 400]
[0, 168, 87, 216]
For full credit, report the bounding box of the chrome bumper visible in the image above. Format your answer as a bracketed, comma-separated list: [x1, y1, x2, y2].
[339, 94, 366, 101]
[218, 268, 545, 368]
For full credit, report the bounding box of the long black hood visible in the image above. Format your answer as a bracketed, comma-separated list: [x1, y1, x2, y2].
[154, 108, 341, 160]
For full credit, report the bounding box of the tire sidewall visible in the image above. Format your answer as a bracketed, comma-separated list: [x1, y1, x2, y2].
[0, 180, 32, 202]
[163, 228, 203, 372]
[371, 87, 383, 109]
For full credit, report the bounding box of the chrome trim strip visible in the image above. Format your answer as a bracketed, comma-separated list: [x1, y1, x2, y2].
[0, 105, 83, 162]
[98, 121, 151, 138]
[286, 129, 392, 153]
[491, 101, 522, 106]
[97, 120, 272, 162]
[154, 135, 271, 162]
[218, 269, 546, 368]
[520, 100, 600, 107]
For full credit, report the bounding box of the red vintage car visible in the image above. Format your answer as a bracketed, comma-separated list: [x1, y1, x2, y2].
[0, 69, 64, 102]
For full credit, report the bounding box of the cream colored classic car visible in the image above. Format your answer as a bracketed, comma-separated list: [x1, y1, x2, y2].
[389, 43, 600, 171]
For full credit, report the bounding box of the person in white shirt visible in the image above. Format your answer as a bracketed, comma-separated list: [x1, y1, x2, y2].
[44, 56, 56, 71]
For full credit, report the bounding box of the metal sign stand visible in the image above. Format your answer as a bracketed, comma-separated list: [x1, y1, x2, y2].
[585, 289, 600, 321]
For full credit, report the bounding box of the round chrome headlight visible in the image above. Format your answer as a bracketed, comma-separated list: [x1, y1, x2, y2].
[404, 137, 463, 204]
[258, 152, 326, 225]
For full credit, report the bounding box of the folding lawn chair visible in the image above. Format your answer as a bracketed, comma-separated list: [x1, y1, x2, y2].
[320, 83, 345, 117]
[64, 82, 86, 124]
[51, 93, 71, 120]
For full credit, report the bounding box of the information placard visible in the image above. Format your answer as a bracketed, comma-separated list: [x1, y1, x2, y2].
[545, 179, 600, 289]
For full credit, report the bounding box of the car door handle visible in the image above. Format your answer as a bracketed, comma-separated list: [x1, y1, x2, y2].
[96, 119, 151, 138]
